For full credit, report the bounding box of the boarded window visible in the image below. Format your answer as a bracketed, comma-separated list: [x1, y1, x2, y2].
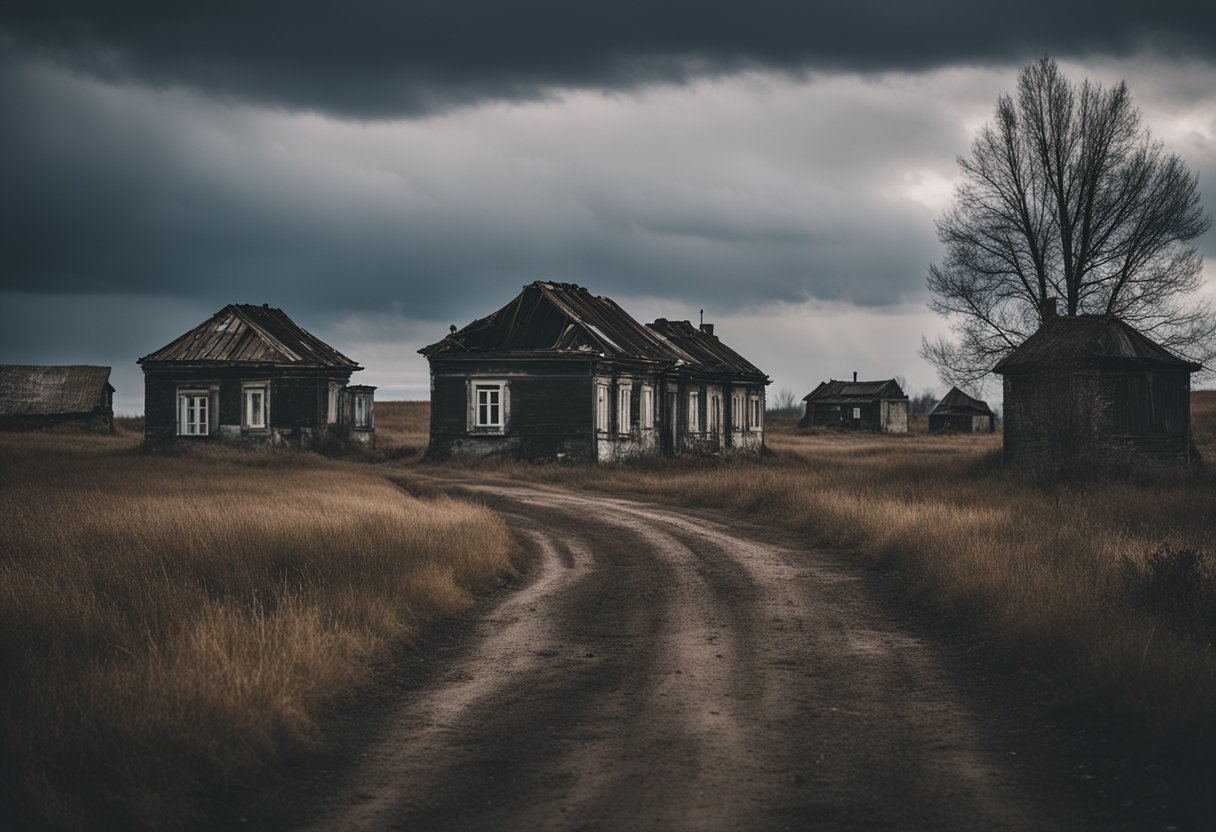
[618, 384, 632, 435]
[640, 386, 654, 429]
[597, 383, 610, 432]
[689, 391, 701, 432]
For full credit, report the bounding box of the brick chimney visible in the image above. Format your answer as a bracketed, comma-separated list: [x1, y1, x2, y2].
[700, 323, 714, 336]
[853, 371, 858, 382]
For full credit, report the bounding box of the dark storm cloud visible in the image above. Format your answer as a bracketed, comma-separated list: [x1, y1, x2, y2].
[2, 1, 1214, 117]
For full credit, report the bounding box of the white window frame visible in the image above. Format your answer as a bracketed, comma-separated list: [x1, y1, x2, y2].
[327, 383, 341, 424]
[750, 395, 763, 432]
[688, 390, 701, 433]
[640, 385, 654, 430]
[472, 381, 507, 431]
[852, 406, 862, 420]
[353, 393, 374, 429]
[242, 383, 268, 430]
[732, 393, 743, 432]
[617, 383, 632, 435]
[596, 383, 611, 433]
[177, 389, 209, 436]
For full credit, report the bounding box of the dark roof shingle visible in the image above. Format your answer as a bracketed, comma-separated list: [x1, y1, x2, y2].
[803, 378, 907, 404]
[645, 319, 768, 381]
[139, 304, 360, 369]
[0, 365, 113, 416]
[930, 387, 994, 417]
[993, 315, 1201, 374]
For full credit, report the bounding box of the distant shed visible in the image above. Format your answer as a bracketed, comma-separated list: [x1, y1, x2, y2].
[993, 313, 1200, 467]
[798, 376, 908, 433]
[928, 387, 995, 433]
[0, 365, 114, 431]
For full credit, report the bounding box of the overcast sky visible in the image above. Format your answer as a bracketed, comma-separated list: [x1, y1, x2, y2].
[2, 3, 1215, 413]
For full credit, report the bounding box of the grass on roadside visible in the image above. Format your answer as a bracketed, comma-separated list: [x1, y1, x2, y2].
[0, 420, 517, 829]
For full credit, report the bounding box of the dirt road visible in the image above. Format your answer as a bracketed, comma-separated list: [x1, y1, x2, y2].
[291, 475, 1106, 831]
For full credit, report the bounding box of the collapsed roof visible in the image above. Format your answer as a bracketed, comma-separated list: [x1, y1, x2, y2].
[421, 282, 769, 381]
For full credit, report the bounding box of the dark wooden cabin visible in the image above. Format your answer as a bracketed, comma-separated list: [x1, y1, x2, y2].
[139, 304, 375, 447]
[798, 375, 908, 432]
[0, 365, 114, 431]
[993, 313, 1200, 467]
[928, 387, 995, 433]
[420, 282, 769, 461]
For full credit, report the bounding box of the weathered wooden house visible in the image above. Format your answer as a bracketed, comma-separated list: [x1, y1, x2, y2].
[993, 312, 1200, 467]
[928, 387, 995, 433]
[0, 365, 114, 431]
[139, 304, 375, 447]
[798, 375, 909, 432]
[420, 282, 769, 461]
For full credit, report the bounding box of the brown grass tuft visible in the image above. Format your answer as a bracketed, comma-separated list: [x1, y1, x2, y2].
[0, 429, 515, 828]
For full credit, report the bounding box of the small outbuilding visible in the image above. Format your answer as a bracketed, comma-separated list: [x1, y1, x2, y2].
[138, 304, 375, 447]
[928, 387, 995, 433]
[993, 311, 1200, 467]
[0, 365, 114, 431]
[420, 281, 769, 461]
[798, 375, 909, 432]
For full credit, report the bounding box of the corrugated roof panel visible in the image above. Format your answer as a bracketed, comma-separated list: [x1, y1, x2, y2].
[0, 365, 112, 415]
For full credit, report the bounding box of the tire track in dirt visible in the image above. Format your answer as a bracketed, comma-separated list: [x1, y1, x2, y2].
[297, 475, 1090, 831]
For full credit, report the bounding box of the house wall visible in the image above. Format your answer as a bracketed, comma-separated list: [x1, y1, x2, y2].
[429, 358, 601, 461]
[1002, 369, 1192, 467]
[929, 413, 993, 433]
[881, 399, 909, 433]
[142, 367, 357, 447]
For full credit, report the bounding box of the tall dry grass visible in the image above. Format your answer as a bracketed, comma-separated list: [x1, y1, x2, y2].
[0, 423, 516, 828]
[462, 392, 1216, 759]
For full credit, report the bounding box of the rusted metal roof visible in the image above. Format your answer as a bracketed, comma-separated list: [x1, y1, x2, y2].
[0, 365, 113, 416]
[930, 386, 994, 417]
[993, 315, 1201, 374]
[139, 304, 361, 369]
[421, 282, 688, 363]
[803, 378, 907, 404]
[646, 319, 768, 381]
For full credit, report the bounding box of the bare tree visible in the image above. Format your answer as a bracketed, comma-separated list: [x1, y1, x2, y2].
[769, 387, 799, 414]
[922, 57, 1213, 387]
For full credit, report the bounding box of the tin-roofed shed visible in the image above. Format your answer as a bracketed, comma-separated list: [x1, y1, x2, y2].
[993, 313, 1200, 467]
[0, 365, 114, 431]
[138, 304, 374, 447]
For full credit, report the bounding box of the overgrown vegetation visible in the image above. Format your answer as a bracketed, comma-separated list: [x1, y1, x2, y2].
[0, 417, 516, 829]
[452, 392, 1216, 762]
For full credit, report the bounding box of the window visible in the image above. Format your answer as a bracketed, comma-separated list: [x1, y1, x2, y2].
[243, 384, 267, 429]
[354, 393, 373, 429]
[596, 383, 610, 432]
[177, 390, 209, 436]
[476, 384, 503, 427]
[689, 390, 700, 432]
[617, 384, 632, 435]
[750, 396, 763, 431]
[640, 386, 654, 429]
[732, 394, 743, 431]
[710, 394, 721, 434]
[327, 383, 341, 424]
[852, 406, 861, 420]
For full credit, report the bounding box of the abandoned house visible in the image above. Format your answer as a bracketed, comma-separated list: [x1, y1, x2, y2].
[798, 375, 909, 432]
[928, 387, 996, 433]
[138, 304, 375, 447]
[420, 282, 770, 461]
[0, 365, 114, 431]
[993, 309, 1200, 467]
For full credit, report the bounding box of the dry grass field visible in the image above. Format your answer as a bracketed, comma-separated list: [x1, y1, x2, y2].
[0, 417, 517, 828]
[436, 393, 1216, 763]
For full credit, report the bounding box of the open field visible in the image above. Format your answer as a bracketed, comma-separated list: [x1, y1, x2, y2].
[422, 393, 1216, 768]
[0, 418, 517, 828]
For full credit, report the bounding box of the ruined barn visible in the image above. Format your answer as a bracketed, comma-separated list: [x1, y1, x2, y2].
[420, 282, 769, 461]
[798, 375, 908, 432]
[139, 304, 375, 447]
[993, 311, 1200, 467]
[928, 387, 995, 433]
[0, 365, 114, 431]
